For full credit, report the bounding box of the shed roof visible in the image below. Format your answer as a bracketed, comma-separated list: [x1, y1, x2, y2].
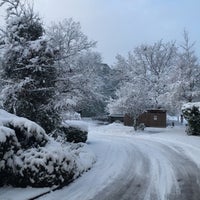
[147, 109, 166, 113]
[109, 114, 124, 117]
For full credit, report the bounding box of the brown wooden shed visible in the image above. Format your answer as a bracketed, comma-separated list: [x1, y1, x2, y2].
[124, 109, 167, 128]
[139, 109, 166, 128]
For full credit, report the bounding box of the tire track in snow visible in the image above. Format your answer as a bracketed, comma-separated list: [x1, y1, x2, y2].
[128, 137, 200, 200]
[38, 125, 200, 200]
[91, 140, 152, 200]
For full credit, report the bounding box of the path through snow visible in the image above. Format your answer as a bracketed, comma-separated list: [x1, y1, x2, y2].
[37, 122, 200, 200]
[1, 121, 200, 200]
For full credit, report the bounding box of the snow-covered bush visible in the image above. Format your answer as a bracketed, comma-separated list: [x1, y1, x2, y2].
[6, 146, 77, 187]
[0, 109, 95, 187]
[0, 109, 49, 149]
[62, 121, 88, 143]
[0, 109, 49, 186]
[0, 126, 20, 186]
[53, 121, 88, 143]
[61, 126, 88, 143]
[0, 109, 50, 176]
[182, 102, 200, 135]
[0, 126, 19, 159]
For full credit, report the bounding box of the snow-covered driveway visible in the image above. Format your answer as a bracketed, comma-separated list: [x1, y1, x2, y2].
[1, 121, 200, 200]
[37, 122, 200, 200]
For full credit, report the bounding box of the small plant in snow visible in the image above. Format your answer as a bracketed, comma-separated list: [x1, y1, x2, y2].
[137, 123, 146, 131]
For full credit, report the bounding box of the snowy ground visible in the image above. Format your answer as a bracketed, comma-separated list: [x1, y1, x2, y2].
[1, 120, 200, 200]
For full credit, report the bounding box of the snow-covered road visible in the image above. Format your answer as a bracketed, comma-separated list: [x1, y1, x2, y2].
[1, 121, 200, 200]
[37, 122, 200, 200]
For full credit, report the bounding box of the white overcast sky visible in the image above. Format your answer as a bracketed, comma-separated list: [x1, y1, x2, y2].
[1, 0, 200, 65]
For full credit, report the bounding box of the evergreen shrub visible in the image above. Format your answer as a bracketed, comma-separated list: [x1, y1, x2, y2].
[55, 125, 88, 143]
[182, 103, 200, 135]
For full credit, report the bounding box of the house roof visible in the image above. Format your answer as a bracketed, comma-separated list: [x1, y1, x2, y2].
[147, 109, 166, 113]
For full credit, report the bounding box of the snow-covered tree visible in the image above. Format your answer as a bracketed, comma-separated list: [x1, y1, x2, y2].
[0, 0, 60, 132]
[111, 54, 132, 87]
[73, 51, 108, 116]
[47, 19, 109, 117]
[164, 31, 200, 115]
[108, 80, 149, 116]
[108, 40, 177, 120]
[174, 30, 200, 103]
[47, 18, 96, 71]
[108, 52, 150, 124]
[133, 40, 177, 108]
